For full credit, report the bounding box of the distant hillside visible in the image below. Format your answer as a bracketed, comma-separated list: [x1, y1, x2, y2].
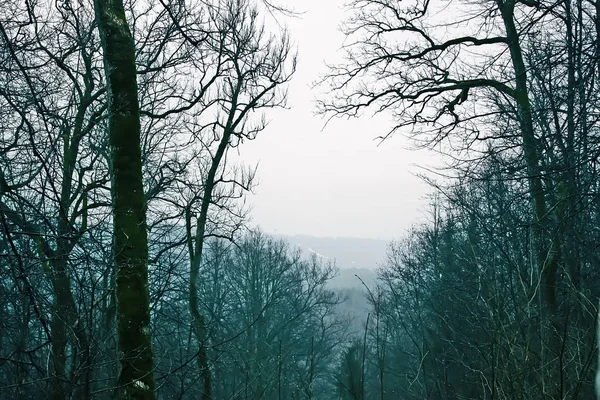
[281, 234, 389, 270]
[268, 234, 385, 336]
[328, 267, 377, 290]
[327, 268, 377, 336]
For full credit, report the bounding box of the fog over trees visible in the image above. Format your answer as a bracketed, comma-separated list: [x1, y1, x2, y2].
[0, 0, 599, 399]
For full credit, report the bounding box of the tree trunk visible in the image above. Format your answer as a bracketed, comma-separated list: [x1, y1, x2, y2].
[185, 128, 232, 400]
[499, 1, 561, 396]
[185, 79, 239, 398]
[94, 0, 155, 398]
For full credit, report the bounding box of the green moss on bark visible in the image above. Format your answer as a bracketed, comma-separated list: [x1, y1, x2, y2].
[94, 0, 155, 398]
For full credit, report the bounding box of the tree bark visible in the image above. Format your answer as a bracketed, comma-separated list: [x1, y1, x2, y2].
[185, 126, 233, 400]
[498, 1, 562, 396]
[94, 0, 155, 398]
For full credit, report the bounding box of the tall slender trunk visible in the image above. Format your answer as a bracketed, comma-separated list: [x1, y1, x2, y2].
[185, 127, 232, 400]
[498, 0, 561, 396]
[94, 0, 155, 398]
[48, 260, 92, 399]
[499, 1, 554, 295]
[51, 158, 91, 399]
[184, 75, 242, 400]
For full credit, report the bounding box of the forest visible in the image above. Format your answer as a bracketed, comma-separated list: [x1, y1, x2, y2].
[0, 0, 599, 399]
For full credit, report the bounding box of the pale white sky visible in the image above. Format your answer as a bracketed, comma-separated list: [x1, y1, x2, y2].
[239, 0, 439, 240]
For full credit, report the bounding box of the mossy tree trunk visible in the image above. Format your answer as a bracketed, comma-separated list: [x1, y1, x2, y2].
[94, 0, 155, 398]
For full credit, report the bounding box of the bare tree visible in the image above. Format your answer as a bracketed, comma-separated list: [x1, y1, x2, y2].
[0, 1, 107, 397]
[0, 0, 299, 398]
[160, 2, 297, 398]
[319, 0, 600, 396]
[94, 0, 155, 397]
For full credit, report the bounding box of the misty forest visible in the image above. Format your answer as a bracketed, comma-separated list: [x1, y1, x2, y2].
[1, 0, 600, 399]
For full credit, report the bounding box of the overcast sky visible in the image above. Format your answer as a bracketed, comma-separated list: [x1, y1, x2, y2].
[238, 0, 440, 240]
